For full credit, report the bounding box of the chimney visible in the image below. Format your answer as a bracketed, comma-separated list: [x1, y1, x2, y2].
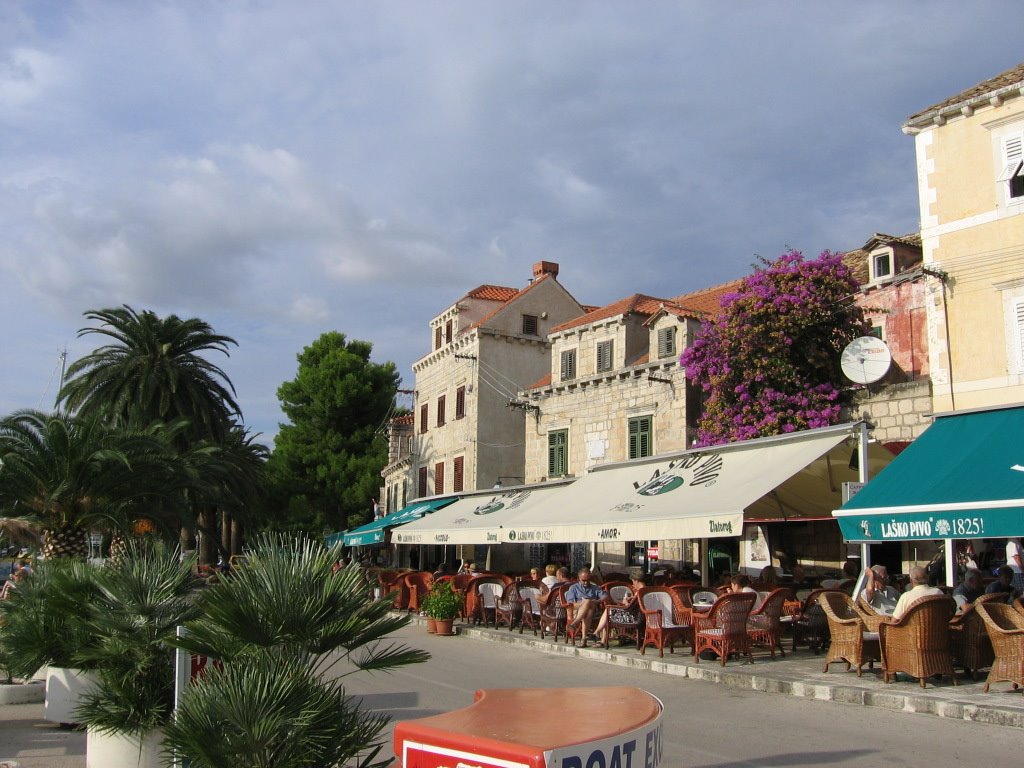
[532, 261, 559, 280]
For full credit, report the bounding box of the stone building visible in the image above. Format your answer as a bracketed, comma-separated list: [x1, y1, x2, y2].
[902, 60, 1024, 412]
[380, 262, 586, 563]
[517, 282, 739, 573]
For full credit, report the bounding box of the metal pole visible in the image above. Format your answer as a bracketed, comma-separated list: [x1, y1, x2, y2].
[857, 423, 871, 570]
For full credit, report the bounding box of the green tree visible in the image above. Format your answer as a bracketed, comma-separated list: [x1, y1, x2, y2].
[58, 306, 246, 561]
[0, 410, 180, 557]
[267, 332, 398, 532]
[59, 306, 241, 442]
[680, 249, 869, 445]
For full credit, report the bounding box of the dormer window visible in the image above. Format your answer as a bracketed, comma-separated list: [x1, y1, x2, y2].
[871, 250, 893, 283]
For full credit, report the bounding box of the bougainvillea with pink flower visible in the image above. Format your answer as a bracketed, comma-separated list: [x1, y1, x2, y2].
[680, 249, 869, 446]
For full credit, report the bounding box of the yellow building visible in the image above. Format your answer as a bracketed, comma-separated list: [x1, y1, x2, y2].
[902, 62, 1024, 411]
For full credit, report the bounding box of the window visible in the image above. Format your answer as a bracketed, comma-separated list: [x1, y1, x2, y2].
[445, 319, 453, 344]
[998, 132, 1024, 200]
[419, 403, 428, 434]
[453, 456, 465, 492]
[869, 325, 884, 340]
[455, 386, 466, 419]
[1014, 299, 1024, 373]
[418, 467, 428, 498]
[628, 416, 653, 459]
[657, 327, 676, 359]
[560, 349, 577, 380]
[596, 340, 614, 373]
[548, 429, 568, 477]
[522, 314, 539, 336]
[434, 326, 442, 350]
[434, 462, 445, 495]
[437, 395, 446, 427]
[871, 250, 892, 282]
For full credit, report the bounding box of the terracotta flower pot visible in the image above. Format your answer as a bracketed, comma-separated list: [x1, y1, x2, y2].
[434, 618, 455, 636]
[426, 617, 437, 634]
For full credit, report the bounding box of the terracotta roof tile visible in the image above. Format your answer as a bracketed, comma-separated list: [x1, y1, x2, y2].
[392, 414, 414, 426]
[527, 372, 552, 390]
[551, 293, 669, 333]
[906, 61, 1024, 126]
[466, 284, 520, 302]
[627, 351, 650, 367]
[668, 279, 744, 317]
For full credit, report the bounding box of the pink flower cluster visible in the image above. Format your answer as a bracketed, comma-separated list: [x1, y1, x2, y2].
[680, 249, 867, 447]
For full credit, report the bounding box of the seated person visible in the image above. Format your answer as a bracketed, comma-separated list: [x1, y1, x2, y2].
[985, 565, 1016, 599]
[757, 565, 779, 588]
[860, 565, 899, 615]
[526, 566, 543, 583]
[890, 565, 944, 620]
[595, 574, 648, 647]
[730, 573, 763, 610]
[564, 567, 608, 637]
[432, 562, 449, 580]
[540, 564, 559, 588]
[952, 568, 985, 611]
[537, 567, 570, 607]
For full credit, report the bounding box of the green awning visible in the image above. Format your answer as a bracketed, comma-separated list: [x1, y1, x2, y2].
[341, 496, 457, 547]
[834, 405, 1024, 542]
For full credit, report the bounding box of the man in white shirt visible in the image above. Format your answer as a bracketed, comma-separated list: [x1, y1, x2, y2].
[860, 565, 899, 615]
[1006, 538, 1024, 591]
[891, 566, 944, 621]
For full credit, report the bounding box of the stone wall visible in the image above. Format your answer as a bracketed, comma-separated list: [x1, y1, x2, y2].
[847, 378, 933, 443]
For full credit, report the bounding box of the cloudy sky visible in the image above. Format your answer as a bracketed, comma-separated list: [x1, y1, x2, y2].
[2, 2, 1023, 444]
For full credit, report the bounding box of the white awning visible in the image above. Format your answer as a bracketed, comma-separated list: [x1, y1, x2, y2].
[500, 423, 878, 544]
[391, 480, 574, 546]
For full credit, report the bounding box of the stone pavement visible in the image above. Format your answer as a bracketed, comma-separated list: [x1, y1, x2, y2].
[3, 613, 1022, 766]
[416, 614, 1024, 730]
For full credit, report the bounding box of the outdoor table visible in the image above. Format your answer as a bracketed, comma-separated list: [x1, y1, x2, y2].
[394, 686, 663, 768]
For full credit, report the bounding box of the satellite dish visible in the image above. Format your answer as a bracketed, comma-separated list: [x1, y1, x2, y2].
[841, 336, 892, 384]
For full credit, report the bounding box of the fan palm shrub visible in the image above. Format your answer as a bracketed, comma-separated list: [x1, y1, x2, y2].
[166, 533, 429, 768]
[73, 541, 198, 737]
[0, 559, 102, 678]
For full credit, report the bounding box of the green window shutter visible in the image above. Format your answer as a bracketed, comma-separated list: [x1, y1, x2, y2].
[629, 416, 652, 459]
[548, 430, 567, 477]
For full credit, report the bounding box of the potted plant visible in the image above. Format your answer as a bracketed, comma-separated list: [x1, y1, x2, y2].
[0, 559, 102, 722]
[74, 541, 197, 768]
[165, 533, 430, 768]
[424, 580, 461, 636]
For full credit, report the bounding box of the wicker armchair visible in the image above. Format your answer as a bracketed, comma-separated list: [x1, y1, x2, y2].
[493, 581, 522, 630]
[517, 583, 545, 635]
[746, 588, 790, 659]
[638, 586, 692, 657]
[602, 581, 633, 606]
[854, 594, 888, 633]
[878, 594, 957, 688]
[949, 593, 1001, 680]
[819, 591, 880, 676]
[694, 591, 757, 665]
[975, 602, 1024, 692]
[466, 576, 510, 627]
[790, 589, 836, 653]
[402, 571, 434, 613]
[539, 583, 572, 642]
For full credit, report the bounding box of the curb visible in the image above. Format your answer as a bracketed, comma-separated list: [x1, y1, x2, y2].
[0, 681, 45, 706]
[410, 615, 1024, 729]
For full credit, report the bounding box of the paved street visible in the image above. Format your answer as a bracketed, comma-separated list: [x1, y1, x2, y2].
[3, 622, 1022, 767]
[338, 627, 1022, 767]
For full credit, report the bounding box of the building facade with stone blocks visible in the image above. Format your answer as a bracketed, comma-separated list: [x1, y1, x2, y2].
[380, 413, 414, 515]
[518, 283, 738, 575]
[903, 61, 1024, 413]
[382, 262, 586, 520]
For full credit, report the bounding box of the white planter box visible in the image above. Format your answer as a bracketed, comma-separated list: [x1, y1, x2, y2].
[87, 728, 165, 768]
[44, 667, 97, 725]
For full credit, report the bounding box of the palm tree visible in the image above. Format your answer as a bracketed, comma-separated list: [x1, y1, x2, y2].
[0, 410, 180, 558]
[59, 306, 241, 443]
[58, 306, 244, 559]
